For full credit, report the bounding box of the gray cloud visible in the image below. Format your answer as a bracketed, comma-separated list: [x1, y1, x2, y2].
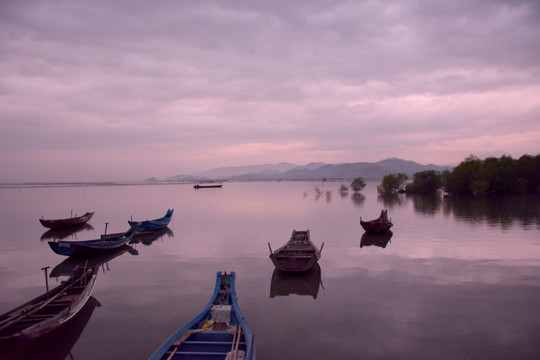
[1, 0, 539, 181]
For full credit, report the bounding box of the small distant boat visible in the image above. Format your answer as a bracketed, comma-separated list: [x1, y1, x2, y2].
[39, 211, 94, 229]
[128, 209, 174, 232]
[0, 266, 97, 340]
[194, 184, 223, 189]
[268, 230, 324, 272]
[149, 271, 255, 360]
[360, 209, 393, 233]
[48, 226, 137, 257]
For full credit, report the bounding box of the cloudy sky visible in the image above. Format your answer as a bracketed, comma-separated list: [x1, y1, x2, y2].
[1, 0, 539, 182]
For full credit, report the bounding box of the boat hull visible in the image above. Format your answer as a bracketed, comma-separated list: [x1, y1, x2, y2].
[0, 268, 97, 341]
[128, 209, 173, 232]
[39, 212, 94, 229]
[360, 220, 393, 233]
[270, 253, 319, 272]
[48, 227, 136, 257]
[360, 209, 393, 233]
[193, 184, 223, 189]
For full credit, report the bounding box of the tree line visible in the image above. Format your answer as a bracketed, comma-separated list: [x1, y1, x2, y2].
[375, 154, 540, 196]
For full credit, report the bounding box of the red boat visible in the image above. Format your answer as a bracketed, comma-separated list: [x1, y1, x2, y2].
[39, 211, 94, 229]
[360, 209, 393, 233]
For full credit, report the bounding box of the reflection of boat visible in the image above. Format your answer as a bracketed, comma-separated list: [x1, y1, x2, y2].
[48, 226, 136, 257]
[193, 184, 223, 189]
[270, 262, 322, 299]
[149, 271, 255, 360]
[39, 211, 94, 229]
[360, 231, 393, 248]
[129, 227, 174, 246]
[128, 209, 174, 232]
[50, 244, 137, 277]
[360, 209, 393, 233]
[0, 296, 100, 360]
[269, 230, 324, 272]
[0, 267, 97, 341]
[40, 223, 94, 241]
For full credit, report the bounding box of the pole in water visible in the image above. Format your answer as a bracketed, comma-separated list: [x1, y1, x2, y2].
[41, 266, 50, 297]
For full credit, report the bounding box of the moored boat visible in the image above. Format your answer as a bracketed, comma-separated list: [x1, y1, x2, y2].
[360, 209, 393, 233]
[128, 209, 174, 232]
[268, 230, 324, 272]
[0, 296, 100, 360]
[48, 226, 137, 257]
[0, 266, 97, 340]
[148, 271, 255, 360]
[194, 184, 223, 189]
[39, 211, 94, 229]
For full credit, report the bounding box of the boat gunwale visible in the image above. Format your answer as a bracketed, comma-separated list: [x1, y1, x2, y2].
[148, 271, 255, 360]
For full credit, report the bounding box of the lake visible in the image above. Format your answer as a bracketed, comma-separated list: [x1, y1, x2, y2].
[1, 180, 539, 359]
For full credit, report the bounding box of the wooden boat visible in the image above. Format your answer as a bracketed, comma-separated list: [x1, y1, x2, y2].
[39, 211, 94, 229]
[0, 296, 100, 360]
[0, 266, 97, 341]
[268, 230, 324, 272]
[48, 226, 137, 257]
[128, 209, 174, 232]
[149, 271, 255, 360]
[360, 209, 393, 233]
[194, 184, 223, 189]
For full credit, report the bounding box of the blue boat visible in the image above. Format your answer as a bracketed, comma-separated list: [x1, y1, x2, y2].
[48, 226, 137, 257]
[128, 209, 174, 232]
[149, 271, 255, 360]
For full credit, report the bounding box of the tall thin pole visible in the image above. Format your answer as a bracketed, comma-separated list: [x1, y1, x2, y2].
[41, 266, 50, 298]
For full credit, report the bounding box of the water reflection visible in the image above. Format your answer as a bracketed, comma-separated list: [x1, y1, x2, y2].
[269, 263, 322, 299]
[0, 296, 101, 360]
[50, 244, 138, 277]
[40, 223, 95, 241]
[351, 193, 365, 207]
[129, 227, 174, 246]
[443, 195, 540, 228]
[377, 193, 404, 208]
[409, 193, 442, 215]
[360, 231, 393, 249]
[0, 240, 134, 359]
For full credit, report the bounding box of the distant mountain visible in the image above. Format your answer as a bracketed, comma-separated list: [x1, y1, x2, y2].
[165, 158, 453, 181]
[192, 162, 298, 178]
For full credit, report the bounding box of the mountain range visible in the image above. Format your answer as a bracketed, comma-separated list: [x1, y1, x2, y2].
[165, 158, 453, 181]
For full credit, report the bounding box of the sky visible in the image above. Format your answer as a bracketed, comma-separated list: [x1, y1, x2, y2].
[1, 0, 539, 182]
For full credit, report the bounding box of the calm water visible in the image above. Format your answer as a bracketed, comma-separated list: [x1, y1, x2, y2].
[0, 181, 539, 360]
